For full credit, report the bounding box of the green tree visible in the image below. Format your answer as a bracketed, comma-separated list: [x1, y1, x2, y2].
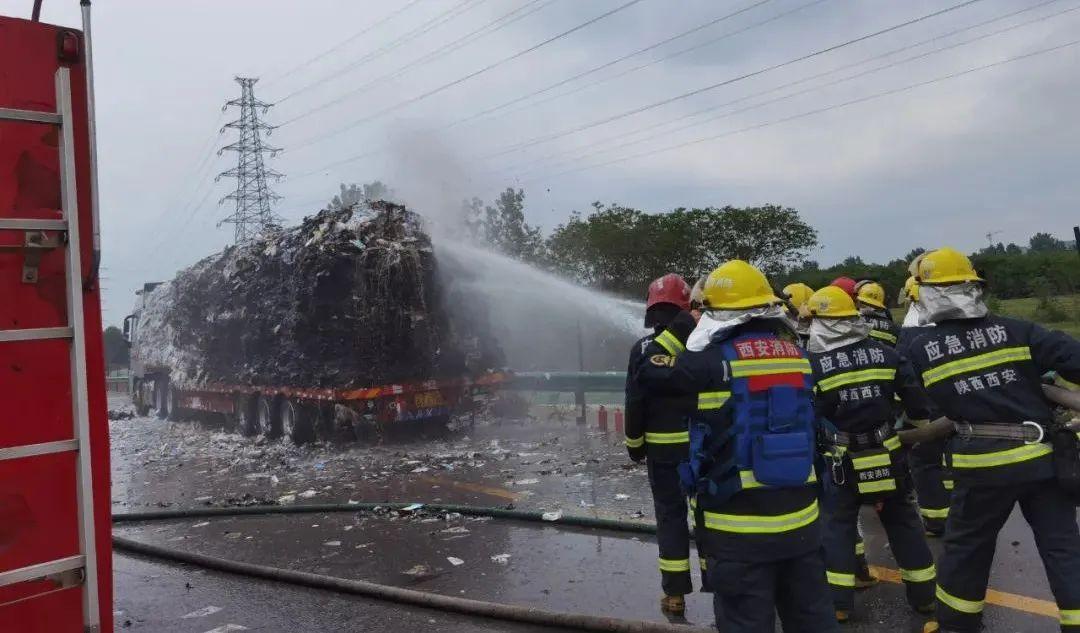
[1029, 232, 1068, 252]
[466, 188, 545, 264]
[904, 247, 927, 262]
[547, 203, 818, 295]
[690, 205, 818, 276]
[329, 181, 394, 210]
[103, 326, 129, 369]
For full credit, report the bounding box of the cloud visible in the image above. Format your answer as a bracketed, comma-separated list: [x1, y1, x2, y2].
[5, 0, 1077, 323]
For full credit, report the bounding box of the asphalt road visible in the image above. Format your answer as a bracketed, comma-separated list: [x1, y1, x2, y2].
[108, 395, 1068, 632]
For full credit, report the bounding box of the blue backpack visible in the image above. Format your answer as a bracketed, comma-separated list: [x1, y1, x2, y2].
[678, 334, 816, 505]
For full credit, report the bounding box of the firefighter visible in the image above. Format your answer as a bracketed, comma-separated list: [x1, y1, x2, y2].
[855, 280, 900, 347]
[690, 275, 707, 320]
[832, 276, 857, 298]
[786, 282, 875, 585]
[782, 282, 814, 346]
[897, 274, 952, 536]
[805, 286, 937, 622]
[624, 273, 699, 615]
[905, 248, 1080, 633]
[636, 260, 838, 633]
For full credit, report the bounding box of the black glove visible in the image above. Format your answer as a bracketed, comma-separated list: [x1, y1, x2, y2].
[666, 310, 697, 346]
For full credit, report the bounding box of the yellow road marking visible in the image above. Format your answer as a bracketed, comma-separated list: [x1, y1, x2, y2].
[415, 475, 521, 502]
[868, 565, 1059, 620]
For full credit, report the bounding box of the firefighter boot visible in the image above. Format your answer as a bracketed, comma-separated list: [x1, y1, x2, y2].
[854, 555, 877, 589]
[660, 594, 685, 615]
[922, 621, 962, 633]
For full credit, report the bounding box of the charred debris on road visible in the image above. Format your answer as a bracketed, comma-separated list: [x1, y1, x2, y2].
[134, 201, 504, 390]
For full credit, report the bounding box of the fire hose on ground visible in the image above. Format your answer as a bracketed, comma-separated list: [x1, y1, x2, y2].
[111, 384, 1079, 631]
[112, 503, 706, 633]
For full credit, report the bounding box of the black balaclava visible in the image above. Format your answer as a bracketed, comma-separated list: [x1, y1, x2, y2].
[645, 303, 682, 331]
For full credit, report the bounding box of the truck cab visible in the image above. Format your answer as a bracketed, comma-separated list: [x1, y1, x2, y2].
[123, 282, 163, 416]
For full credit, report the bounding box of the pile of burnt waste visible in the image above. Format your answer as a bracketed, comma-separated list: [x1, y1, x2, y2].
[135, 201, 504, 390]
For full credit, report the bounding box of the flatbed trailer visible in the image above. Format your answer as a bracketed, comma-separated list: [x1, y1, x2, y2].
[132, 369, 510, 444]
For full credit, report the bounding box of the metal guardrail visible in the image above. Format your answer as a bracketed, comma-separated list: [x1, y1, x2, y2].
[505, 371, 626, 393]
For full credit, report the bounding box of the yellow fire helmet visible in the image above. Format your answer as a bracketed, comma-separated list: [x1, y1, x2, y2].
[907, 252, 926, 277]
[690, 275, 708, 308]
[856, 281, 887, 309]
[903, 275, 920, 302]
[918, 247, 983, 285]
[701, 260, 781, 310]
[782, 283, 814, 310]
[807, 285, 859, 318]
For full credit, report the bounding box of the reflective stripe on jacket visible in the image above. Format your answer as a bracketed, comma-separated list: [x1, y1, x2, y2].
[625, 333, 695, 462]
[636, 321, 822, 563]
[906, 315, 1080, 486]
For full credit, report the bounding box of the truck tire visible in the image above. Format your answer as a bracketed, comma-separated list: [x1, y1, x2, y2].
[237, 395, 259, 437]
[134, 380, 151, 417]
[254, 394, 281, 439]
[281, 400, 315, 445]
[166, 383, 181, 421]
[155, 377, 169, 420]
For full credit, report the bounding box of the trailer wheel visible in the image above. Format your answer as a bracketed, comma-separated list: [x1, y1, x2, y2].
[237, 395, 259, 437]
[221, 393, 242, 433]
[165, 383, 181, 421]
[315, 404, 341, 443]
[155, 377, 169, 420]
[254, 394, 282, 439]
[134, 380, 151, 417]
[281, 400, 315, 445]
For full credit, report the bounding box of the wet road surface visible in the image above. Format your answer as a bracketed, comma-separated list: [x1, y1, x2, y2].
[114, 548, 561, 632]
[109, 396, 1067, 631]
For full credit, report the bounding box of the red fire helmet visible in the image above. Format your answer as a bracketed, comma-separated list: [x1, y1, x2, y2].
[830, 276, 857, 298]
[646, 273, 691, 311]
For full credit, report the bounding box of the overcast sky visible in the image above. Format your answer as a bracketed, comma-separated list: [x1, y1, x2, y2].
[8, 0, 1079, 325]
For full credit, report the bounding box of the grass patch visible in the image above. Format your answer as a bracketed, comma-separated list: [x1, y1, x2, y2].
[891, 294, 1079, 338]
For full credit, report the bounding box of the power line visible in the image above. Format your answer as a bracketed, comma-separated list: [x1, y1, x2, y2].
[285, 0, 650, 152]
[265, 0, 426, 87]
[275, 192, 339, 218]
[480, 0, 985, 160]
[503, 0, 1075, 177]
[277, 0, 557, 128]
[136, 111, 226, 245]
[475, 0, 825, 125]
[280, 0, 819, 181]
[446, 0, 778, 127]
[477, 0, 829, 126]
[523, 37, 1080, 182]
[275, 0, 487, 104]
[139, 162, 227, 263]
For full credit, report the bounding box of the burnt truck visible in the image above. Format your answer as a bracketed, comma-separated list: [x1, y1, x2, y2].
[123, 201, 508, 443]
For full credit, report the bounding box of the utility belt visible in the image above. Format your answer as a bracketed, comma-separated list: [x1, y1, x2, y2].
[953, 419, 1080, 503]
[823, 422, 902, 502]
[823, 422, 896, 452]
[953, 420, 1045, 443]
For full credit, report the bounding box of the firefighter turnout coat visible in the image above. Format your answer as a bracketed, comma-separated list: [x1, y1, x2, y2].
[907, 315, 1080, 486]
[625, 330, 696, 462]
